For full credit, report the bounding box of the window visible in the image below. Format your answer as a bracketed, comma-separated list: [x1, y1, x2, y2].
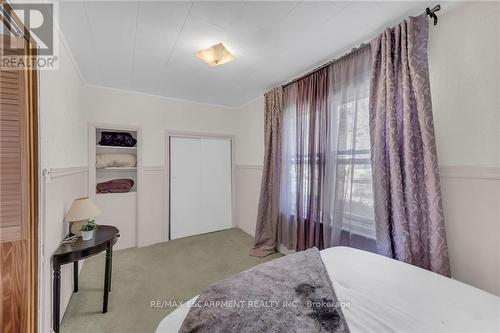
[335, 98, 375, 239]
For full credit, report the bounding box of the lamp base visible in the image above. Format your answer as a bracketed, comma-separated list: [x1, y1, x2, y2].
[70, 221, 84, 237]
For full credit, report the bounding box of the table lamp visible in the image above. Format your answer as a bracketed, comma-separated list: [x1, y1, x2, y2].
[64, 197, 101, 236]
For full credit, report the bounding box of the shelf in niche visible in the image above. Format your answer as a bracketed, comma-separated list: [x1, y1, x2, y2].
[96, 191, 137, 196]
[96, 145, 136, 149]
[96, 145, 137, 154]
[97, 167, 137, 171]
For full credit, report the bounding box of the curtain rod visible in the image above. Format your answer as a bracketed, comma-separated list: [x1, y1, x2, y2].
[282, 4, 441, 89]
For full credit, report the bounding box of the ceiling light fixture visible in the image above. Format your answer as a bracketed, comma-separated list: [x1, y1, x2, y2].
[195, 42, 235, 67]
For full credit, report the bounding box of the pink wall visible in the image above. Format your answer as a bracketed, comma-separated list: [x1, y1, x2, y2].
[440, 167, 500, 296]
[234, 165, 262, 237]
[41, 167, 88, 333]
[138, 167, 166, 246]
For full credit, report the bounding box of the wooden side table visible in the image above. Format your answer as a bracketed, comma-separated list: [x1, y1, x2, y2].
[52, 225, 119, 333]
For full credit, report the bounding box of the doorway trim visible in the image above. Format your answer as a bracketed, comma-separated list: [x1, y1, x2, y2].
[164, 130, 235, 241]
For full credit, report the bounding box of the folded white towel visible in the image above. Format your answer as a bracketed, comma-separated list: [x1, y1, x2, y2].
[96, 153, 137, 168]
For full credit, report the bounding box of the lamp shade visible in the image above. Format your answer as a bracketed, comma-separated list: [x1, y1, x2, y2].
[64, 197, 101, 222]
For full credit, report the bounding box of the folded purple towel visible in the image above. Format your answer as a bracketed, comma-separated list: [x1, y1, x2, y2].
[99, 131, 137, 147]
[96, 179, 134, 194]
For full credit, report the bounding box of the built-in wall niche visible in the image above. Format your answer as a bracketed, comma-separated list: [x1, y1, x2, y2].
[95, 128, 138, 193]
[88, 124, 141, 249]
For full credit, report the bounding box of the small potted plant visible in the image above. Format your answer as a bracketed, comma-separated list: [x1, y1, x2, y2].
[80, 220, 97, 241]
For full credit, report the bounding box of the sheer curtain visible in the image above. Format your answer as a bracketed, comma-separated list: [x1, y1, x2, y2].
[279, 68, 330, 251]
[279, 47, 375, 252]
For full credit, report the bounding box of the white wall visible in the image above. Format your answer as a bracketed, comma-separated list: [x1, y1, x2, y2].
[232, 97, 265, 237]
[233, 97, 265, 165]
[428, 1, 500, 296]
[83, 86, 239, 246]
[439, 170, 500, 296]
[429, 1, 500, 168]
[39, 37, 86, 169]
[230, 2, 500, 170]
[234, 165, 262, 237]
[233, 2, 500, 296]
[84, 86, 237, 166]
[39, 35, 88, 332]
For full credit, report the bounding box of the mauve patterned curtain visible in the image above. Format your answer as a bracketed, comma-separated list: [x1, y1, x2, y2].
[250, 87, 283, 257]
[369, 14, 450, 276]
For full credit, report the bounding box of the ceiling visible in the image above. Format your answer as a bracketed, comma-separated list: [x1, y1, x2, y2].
[59, 1, 437, 107]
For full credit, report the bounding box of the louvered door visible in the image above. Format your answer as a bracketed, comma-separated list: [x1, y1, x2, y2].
[0, 34, 38, 333]
[1, 36, 28, 242]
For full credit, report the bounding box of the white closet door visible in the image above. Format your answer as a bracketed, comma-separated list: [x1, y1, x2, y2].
[200, 138, 232, 233]
[170, 137, 203, 239]
[170, 137, 232, 240]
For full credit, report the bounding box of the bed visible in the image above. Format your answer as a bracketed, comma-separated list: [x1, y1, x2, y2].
[156, 247, 500, 332]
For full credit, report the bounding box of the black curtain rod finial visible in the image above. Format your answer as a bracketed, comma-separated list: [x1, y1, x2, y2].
[426, 4, 441, 26]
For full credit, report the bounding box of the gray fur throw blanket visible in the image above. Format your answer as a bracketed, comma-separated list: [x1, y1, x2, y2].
[179, 248, 349, 333]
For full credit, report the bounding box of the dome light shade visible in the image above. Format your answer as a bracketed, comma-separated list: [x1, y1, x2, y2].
[196, 43, 235, 67]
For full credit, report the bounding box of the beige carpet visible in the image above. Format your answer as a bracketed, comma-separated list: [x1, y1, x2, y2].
[60, 228, 281, 333]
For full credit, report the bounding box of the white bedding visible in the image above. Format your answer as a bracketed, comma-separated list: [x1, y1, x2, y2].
[156, 247, 500, 333]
